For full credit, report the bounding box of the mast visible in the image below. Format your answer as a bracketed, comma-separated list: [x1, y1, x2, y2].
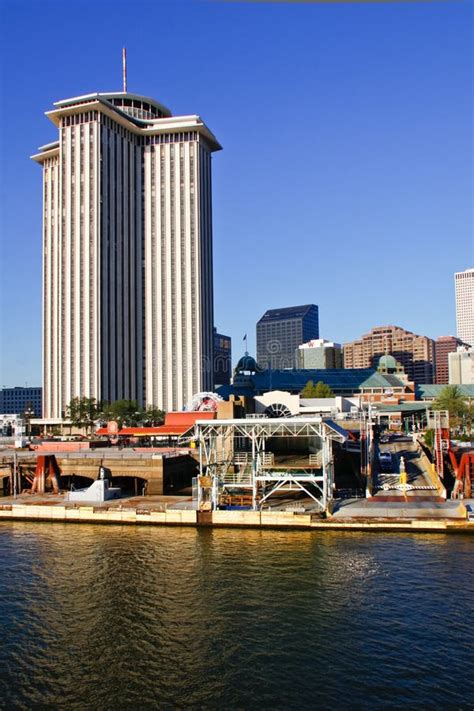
[122, 47, 127, 93]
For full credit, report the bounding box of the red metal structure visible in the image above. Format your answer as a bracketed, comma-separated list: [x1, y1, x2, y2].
[448, 448, 474, 499]
[96, 411, 216, 439]
[31, 455, 60, 494]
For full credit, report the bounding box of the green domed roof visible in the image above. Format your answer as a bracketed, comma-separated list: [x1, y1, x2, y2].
[377, 354, 398, 372]
[235, 354, 263, 374]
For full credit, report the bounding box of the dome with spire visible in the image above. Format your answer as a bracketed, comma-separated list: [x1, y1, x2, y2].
[377, 354, 401, 374]
[234, 353, 263, 375]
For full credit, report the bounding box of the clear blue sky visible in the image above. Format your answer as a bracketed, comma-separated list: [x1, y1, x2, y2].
[0, 0, 472, 387]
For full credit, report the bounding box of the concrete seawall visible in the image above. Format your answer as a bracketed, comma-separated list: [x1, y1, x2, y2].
[0, 501, 472, 533]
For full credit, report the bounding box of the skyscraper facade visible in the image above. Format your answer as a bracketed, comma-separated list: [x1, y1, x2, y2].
[448, 347, 474, 385]
[33, 92, 221, 417]
[213, 328, 232, 386]
[297, 339, 343, 369]
[343, 325, 435, 384]
[455, 268, 474, 346]
[0, 387, 42, 418]
[434, 335, 469, 384]
[256, 305, 319, 370]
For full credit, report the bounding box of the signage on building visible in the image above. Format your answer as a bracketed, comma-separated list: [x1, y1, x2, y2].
[107, 420, 119, 435]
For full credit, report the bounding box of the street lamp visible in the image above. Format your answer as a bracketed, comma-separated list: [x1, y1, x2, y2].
[23, 406, 34, 438]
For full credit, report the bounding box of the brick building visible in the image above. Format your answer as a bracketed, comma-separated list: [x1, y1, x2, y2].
[434, 336, 469, 384]
[343, 325, 434, 384]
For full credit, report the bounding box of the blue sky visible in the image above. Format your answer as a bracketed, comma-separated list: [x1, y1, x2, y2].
[0, 0, 472, 387]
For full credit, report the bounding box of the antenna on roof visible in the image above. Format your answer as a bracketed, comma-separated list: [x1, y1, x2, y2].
[122, 47, 127, 93]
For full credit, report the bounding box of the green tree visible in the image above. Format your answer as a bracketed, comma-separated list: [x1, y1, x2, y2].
[100, 400, 143, 427]
[142, 407, 166, 426]
[314, 381, 334, 398]
[465, 400, 474, 435]
[300, 380, 334, 398]
[424, 429, 434, 449]
[432, 385, 467, 429]
[300, 380, 316, 397]
[65, 397, 100, 434]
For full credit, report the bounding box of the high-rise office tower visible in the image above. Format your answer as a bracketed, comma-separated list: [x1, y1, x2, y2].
[32, 91, 221, 417]
[256, 305, 319, 369]
[213, 328, 232, 386]
[448, 346, 474, 385]
[455, 268, 474, 346]
[297, 339, 343, 369]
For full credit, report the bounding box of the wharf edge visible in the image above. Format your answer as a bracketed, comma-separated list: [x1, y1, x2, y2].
[0, 502, 473, 534]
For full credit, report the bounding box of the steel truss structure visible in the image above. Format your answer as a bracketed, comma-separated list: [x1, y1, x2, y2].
[191, 418, 348, 512]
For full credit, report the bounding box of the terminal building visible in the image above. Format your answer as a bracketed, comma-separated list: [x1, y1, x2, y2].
[217, 353, 416, 408]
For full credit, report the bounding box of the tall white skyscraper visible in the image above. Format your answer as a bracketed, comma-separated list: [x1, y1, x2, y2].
[455, 268, 474, 346]
[32, 91, 221, 417]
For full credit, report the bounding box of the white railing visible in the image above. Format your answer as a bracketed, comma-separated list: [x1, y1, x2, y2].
[309, 452, 322, 467]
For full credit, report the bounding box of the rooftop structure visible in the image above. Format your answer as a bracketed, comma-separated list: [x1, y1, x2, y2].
[96, 411, 216, 439]
[416, 383, 474, 400]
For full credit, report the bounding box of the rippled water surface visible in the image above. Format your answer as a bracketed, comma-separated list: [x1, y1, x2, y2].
[0, 523, 473, 710]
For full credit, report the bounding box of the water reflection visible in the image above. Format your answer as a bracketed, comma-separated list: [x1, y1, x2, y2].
[0, 524, 473, 709]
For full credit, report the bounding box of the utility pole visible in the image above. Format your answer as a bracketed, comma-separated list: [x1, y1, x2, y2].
[13, 451, 18, 498]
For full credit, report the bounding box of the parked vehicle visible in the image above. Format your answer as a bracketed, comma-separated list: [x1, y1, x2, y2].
[378, 451, 393, 473]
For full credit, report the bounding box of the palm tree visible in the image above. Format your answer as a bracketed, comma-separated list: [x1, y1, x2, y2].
[432, 385, 467, 431]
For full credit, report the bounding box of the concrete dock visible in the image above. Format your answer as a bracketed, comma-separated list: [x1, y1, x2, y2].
[0, 493, 472, 533]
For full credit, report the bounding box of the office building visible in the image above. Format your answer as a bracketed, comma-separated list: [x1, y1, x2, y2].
[297, 339, 343, 369]
[213, 328, 232, 386]
[455, 268, 474, 346]
[434, 336, 469, 384]
[343, 325, 435, 384]
[0, 387, 42, 417]
[449, 347, 474, 385]
[257, 305, 319, 370]
[32, 91, 221, 417]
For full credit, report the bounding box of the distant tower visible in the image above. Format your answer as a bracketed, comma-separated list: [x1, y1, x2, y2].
[256, 305, 319, 370]
[455, 268, 474, 346]
[213, 328, 232, 386]
[32, 88, 221, 417]
[435, 335, 470, 384]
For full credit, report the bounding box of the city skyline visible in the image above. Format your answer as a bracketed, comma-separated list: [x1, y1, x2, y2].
[1, 0, 472, 386]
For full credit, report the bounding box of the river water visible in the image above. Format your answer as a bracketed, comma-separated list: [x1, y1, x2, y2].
[0, 523, 473, 710]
